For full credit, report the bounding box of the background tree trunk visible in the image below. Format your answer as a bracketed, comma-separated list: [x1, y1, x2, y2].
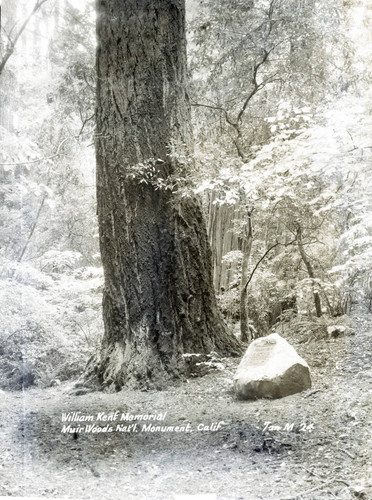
[94, 0, 240, 390]
[240, 213, 253, 342]
[296, 225, 322, 318]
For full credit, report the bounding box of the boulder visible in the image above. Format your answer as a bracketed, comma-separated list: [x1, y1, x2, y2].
[234, 333, 311, 399]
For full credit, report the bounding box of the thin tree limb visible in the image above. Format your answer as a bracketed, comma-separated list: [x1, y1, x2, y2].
[78, 113, 95, 138]
[190, 102, 236, 127]
[0, 137, 70, 166]
[243, 238, 297, 292]
[17, 194, 46, 263]
[0, 0, 49, 76]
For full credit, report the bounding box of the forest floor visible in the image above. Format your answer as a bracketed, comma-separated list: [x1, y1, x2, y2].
[0, 310, 371, 500]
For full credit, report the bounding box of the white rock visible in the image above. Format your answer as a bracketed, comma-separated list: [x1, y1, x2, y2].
[234, 333, 311, 399]
[327, 325, 346, 338]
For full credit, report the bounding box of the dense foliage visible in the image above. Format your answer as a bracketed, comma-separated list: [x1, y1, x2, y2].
[188, 0, 372, 339]
[0, 0, 101, 389]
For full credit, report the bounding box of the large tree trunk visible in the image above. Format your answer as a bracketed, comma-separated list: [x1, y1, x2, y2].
[94, 0, 240, 390]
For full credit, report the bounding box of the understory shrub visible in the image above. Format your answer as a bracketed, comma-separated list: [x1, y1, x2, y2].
[0, 261, 103, 390]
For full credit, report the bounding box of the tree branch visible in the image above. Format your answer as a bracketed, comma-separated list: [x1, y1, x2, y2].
[243, 238, 297, 292]
[190, 102, 236, 127]
[236, 50, 270, 124]
[17, 194, 46, 263]
[0, 0, 49, 76]
[193, 45, 273, 160]
[77, 113, 95, 138]
[0, 137, 70, 166]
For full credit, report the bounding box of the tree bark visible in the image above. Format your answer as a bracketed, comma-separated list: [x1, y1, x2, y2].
[94, 0, 240, 390]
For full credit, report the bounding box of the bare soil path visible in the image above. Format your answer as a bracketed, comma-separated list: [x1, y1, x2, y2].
[0, 312, 371, 499]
